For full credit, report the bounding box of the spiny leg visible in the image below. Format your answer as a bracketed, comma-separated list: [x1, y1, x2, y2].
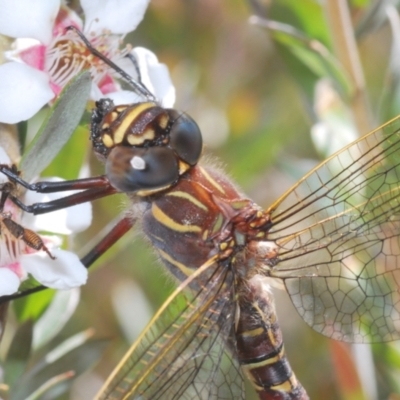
[0, 165, 118, 214]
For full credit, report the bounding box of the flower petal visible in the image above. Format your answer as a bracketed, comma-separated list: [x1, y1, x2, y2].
[0, 147, 11, 183]
[21, 249, 88, 289]
[0, 268, 20, 296]
[0, 62, 54, 123]
[82, 0, 150, 34]
[0, 0, 60, 44]
[22, 178, 93, 234]
[131, 47, 176, 107]
[106, 89, 143, 105]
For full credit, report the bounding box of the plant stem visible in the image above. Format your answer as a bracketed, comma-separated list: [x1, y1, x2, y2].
[324, 0, 373, 135]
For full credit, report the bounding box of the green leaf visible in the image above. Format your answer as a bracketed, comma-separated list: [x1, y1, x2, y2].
[355, 0, 400, 38]
[378, 7, 400, 122]
[13, 288, 55, 322]
[41, 123, 89, 180]
[4, 320, 33, 388]
[0, 302, 9, 343]
[20, 71, 91, 182]
[32, 289, 80, 350]
[271, 28, 353, 101]
[252, 2, 353, 102]
[270, 0, 331, 45]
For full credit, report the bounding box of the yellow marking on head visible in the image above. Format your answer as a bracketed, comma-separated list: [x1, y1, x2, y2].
[166, 191, 208, 211]
[113, 102, 155, 145]
[178, 160, 190, 175]
[199, 167, 225, 194]
[202, 229, 209, 241]
[102, 134, 114, 148]
[127, 134, 144, 146]
[152, 203, 202, 233]
[239, 327, 264, 338]
[110, 111, 119, 121]
[143, 127, 155, 141]
[158, 249, 194, 277]
[159, 114, 169, 129]
[115, 106, 127, 113]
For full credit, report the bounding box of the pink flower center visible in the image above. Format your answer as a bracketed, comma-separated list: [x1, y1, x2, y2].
[0, 207, 24, 277]
[45, 33, 121, 94]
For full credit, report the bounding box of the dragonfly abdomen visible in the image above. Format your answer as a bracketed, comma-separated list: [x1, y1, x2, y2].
[236, 276, 309, 400]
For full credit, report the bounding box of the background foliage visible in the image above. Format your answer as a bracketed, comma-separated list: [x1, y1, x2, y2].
[3, 1, 400, 399]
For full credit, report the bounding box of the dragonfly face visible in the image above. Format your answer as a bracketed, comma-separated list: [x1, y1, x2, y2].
[90, 99, 203, 195]
[0, 26, 399, 400]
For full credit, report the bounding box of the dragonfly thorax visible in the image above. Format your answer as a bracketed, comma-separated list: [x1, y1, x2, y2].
[90, 99, 203, 195]
[142, 164, 272, 284]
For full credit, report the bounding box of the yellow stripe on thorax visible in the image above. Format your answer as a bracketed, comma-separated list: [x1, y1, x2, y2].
[152, 203, 202, 233]
[158, 249, 194, 277]
[166, 191, 208, 211]
[113, 102, 155, 144]
[199, 167, 225, 194]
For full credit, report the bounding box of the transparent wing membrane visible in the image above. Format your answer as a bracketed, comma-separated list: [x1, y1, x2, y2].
[268, 115, 400, 343]
[97, 257, 244, 399]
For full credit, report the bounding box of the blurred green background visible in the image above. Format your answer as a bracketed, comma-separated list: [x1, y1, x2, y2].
[5, 0, 400, 399]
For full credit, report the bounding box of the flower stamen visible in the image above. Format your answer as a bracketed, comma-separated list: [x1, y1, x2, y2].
[45, 31, 128, 93]
[0, 213, 23, 274]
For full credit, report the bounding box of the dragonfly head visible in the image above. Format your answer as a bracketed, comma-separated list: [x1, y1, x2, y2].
[90, 98, 203, 195]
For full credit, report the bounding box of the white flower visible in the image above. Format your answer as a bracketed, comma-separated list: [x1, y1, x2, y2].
[0, 0, 175, 124]
[0, 147, 90, 296]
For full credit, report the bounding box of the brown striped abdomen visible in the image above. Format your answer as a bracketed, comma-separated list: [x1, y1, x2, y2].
[236, 276, 309, 400]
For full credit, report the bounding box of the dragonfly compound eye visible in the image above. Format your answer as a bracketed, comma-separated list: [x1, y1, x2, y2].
[106, 146, 179, 193]
[167, 110, 203, 166]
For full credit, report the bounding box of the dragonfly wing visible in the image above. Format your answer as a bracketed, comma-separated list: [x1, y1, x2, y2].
[96, 257, 244, 400]
[267, 116, 400, 343]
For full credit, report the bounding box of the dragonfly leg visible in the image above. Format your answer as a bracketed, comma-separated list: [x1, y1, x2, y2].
[80, 216, 134, 268]
[0, 164, 118, 215]
[6, 185, 118, 215]
[0, 165, 111, 193]
[0, 216, 134, 304]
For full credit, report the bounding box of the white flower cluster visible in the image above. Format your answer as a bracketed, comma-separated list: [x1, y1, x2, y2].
[0, 0, 175, 123]
[0, 0, 176, 295]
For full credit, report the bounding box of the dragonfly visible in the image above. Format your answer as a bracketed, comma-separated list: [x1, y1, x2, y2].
[1, 29, 400, 399]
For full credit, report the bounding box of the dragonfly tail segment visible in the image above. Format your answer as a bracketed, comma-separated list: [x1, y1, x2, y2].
[236, 275, 309, 400]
